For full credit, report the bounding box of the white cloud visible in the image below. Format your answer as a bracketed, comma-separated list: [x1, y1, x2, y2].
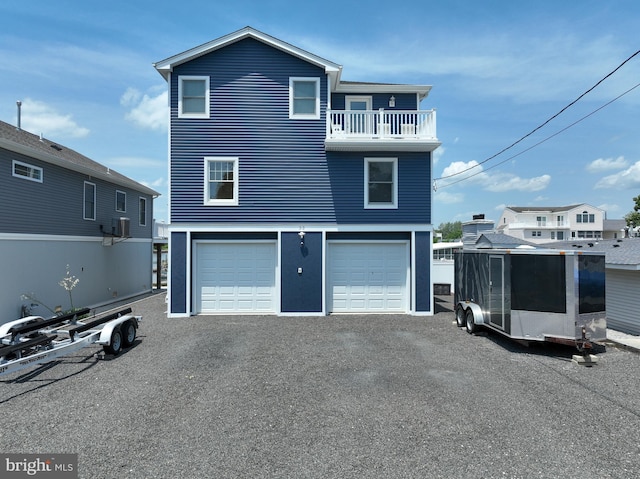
[433, 146, 445, 165]
[595, 161, 640, 189]
[598, 203, 620, 215]
[438, 160, 488, 188]
[141, 177, 166, 189]
[437, 160, 550, 193]
[485, 173, 551, 193]
[123, 88, 167, 131]
[434, 190, 464, 204]
[19, 98, 89, 138]
[107, 156, 165, 169]
[587, 156, 628, 173]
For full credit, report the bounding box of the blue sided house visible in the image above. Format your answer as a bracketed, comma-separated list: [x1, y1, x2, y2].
[154, 27, 440, 317]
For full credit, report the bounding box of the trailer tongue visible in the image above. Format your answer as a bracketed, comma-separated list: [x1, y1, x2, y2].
[0, 308, 140, 377]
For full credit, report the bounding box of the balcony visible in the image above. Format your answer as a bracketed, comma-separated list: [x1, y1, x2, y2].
[325, 109, 440, 152]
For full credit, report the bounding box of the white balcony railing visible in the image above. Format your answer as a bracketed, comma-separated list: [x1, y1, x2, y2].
[327, 109, 437, 140]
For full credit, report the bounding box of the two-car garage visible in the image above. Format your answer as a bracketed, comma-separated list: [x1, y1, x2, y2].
[192, 239, 411, 315]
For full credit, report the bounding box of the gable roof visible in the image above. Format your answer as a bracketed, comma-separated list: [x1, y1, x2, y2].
[0, 119, 159, 197]
[505, 204, 585, 213]
[154, 26, 343, 89]
[475, 233, 537, 249]
[153, 27, 433, 100]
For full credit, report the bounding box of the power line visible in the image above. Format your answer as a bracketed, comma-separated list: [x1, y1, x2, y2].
[435, 81, 640, 190]
[433, 48, 640, 185]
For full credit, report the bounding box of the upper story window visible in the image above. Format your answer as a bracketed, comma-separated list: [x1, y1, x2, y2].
[204, 157, 238, 206]
[576, 211, 595, 223]
[365, 158, 398, 209]
[116, 190, 126, 212]
[178, 76, 210, 118]
[289, 77, 320, 119]
[139, 197, 147, 226]
[12, 160, 43, 183]
[84, 181, 96, 220]
[536, 216, 547, 227]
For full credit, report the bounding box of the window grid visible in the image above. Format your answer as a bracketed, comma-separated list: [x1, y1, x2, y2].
[12, 160, 43, 183]
[204, 157, 238, 205]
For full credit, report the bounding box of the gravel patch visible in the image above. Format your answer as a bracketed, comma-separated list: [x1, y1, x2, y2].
[2, 293, 640, 478]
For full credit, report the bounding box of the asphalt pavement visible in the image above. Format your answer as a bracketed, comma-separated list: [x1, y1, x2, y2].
[2, 292, 640, 478]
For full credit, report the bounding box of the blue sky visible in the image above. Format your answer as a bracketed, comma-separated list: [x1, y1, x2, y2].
[1, 0, 639, 227]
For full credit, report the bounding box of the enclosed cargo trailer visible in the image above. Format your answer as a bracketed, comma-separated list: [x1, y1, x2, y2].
[454, 248, 606, 350]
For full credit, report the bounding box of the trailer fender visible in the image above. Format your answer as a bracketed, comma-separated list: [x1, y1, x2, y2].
[96, 315, 136, 346]
[0, 316, 44, 338]
[456, 302, 486, 325]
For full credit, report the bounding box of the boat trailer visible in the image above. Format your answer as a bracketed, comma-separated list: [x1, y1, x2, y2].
[0, 307, 140, 377]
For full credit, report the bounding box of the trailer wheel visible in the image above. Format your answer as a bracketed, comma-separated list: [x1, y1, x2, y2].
[455, 306, 466, 328]
[465, 309, 477, 334]
[103, 329, 122, 355]
[121, 320, 136, 347]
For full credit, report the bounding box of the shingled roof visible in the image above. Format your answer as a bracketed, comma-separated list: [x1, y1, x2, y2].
[544, 238, 640, 269]
[0, 119, 159, 197]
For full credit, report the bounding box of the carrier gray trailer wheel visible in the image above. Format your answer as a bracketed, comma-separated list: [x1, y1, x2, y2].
[456, 306, 466, 328]
[103, 329, 122, 355]
[465, 309, 477, 334]
[121, 320, 136, 347]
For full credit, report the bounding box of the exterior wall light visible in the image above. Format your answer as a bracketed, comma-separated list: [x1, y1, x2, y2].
[298, 231, 306, 245]
[389, 96, 396, 108]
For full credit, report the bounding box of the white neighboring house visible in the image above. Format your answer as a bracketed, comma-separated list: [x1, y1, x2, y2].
[497, 204, 606, 244]
[432, 241, 463, 295]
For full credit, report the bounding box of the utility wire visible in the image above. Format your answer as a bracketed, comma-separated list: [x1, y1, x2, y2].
[433, 48, 640, 185]
[435, 81, 640, 189]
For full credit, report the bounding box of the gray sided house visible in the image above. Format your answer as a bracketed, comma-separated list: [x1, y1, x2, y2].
[0, 119, 159, 323]
[154, 27, 441, 317]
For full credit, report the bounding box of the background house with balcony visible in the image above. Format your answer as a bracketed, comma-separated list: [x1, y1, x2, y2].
[154, 26, 440, 317]
[496, 204, 606, 243]
[0, 118, 159, 323]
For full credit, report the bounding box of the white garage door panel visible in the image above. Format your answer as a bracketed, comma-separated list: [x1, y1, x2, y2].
[328, 242, 408, 313]
[196, 242, 276, 313]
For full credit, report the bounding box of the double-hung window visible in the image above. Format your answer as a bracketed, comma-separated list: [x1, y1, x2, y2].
[13, 160, 43, 183]
[84, 181, 96, 220]
[204, 157, 238, 206]
[289, 77, 320, 119]
[139, 197, 147, 226]
[116, 190, 126, 212]
[365, 158, 398, 209]
[178, 76, 210, 118]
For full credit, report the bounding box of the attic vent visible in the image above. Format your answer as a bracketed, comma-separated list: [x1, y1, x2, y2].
[613, 244, 620, 248]
[50, 144, 62, 151]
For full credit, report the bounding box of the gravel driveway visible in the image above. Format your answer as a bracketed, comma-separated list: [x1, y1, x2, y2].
[2, 293, 640, 478]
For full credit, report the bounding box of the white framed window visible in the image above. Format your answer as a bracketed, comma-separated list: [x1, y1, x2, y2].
[364, 158, 398, 209]
[12, 160, 43, 183]
[84, 181, 96, 220]
[204, 157, 238, 206]
[139, 197, 147, 226]
[116, 190, 126, 212]
[289, 77, 320, 119]
[178, 76, 210, 118]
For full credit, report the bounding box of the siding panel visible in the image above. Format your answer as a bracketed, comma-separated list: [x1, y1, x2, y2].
[1, 149, 153, 238]
[169, 38, 432, 225]
[606, 269, 640, 335]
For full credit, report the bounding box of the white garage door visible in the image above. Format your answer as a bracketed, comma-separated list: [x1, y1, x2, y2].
[195, 242, 276, 313]
[327, 242, 409, 313]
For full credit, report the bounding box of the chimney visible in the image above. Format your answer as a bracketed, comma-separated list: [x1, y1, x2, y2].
[16, 100, 22, 130]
